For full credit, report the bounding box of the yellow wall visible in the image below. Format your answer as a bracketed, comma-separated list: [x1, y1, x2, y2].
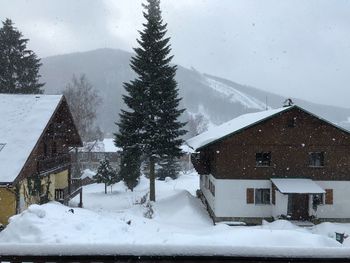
[0, 187, 16, 225]
[53, 170, 69, 189]
[18, 169, 69, 213]
[7, 169, 70, 223]
[19, 178, 40, 212]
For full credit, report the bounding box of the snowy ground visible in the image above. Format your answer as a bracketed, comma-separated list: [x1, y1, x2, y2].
[1, 171, 350, 257]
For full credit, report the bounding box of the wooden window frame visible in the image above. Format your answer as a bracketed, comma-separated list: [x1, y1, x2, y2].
[309, 152, 325, 167]
[255, 188, 271, 205]
[256, 152, 271, 167]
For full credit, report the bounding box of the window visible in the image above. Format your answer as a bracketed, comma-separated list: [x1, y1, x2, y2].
[256, 152, 271, 166]
[209, 180, 215, 196]
[312, 193, 324, 209]
[309, 152, 324, 167]
[255, 189, 270, 204]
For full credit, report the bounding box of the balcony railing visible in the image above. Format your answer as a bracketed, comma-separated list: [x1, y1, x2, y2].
[70, 178, 82, 194]
[37, 153, 70, 174]
[54, 179, 83, 207]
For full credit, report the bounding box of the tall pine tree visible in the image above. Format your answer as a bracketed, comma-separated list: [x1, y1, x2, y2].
[0, 18, 44, 94]
[115, 0, 186, 201]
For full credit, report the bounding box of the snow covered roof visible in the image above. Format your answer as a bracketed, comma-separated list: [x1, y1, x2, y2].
[103, 138, 121, 152]
[187, 106, 291, 151]
[0, 94, 63, 183]
[187, 105, 350, 151]
[271, 178, 325, 194]
[79, 138, 121, 152]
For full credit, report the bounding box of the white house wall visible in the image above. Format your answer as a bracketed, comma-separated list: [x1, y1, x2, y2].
[213, 179, 272, 218]
[272, 191, 288, 218]
[312, 181, 350, 219]
[200, 174, 216, 212]
[201, 178, 350, 220]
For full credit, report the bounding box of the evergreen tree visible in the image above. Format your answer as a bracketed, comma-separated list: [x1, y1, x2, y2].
[157, 157, 181, 180]
[93, 158, 118, 194]
[119, 148, 142, 191]
[0, 18, 44, 94]
[115, 0, 186, 201]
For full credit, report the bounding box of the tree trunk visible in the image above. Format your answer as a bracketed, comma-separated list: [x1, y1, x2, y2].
[149, 156, 156, 202]
[105, 183, 107, 194]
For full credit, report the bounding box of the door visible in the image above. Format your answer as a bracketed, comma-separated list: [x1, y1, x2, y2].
[287, 194, 309, 220]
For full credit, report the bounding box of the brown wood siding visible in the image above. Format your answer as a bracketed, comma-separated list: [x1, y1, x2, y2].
[246, 188, 254, 204]
[14, 99, 82, 184]
[325, 189, 333, 204]
[205, 108, 350, 180]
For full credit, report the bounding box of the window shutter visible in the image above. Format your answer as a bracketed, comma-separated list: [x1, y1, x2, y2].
[247, 188, 254, 204]
[325, 189, 333, 205]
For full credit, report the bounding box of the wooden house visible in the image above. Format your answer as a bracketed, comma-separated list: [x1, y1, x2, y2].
[0, 94, 82, 225]
[187, 105, 350, 224]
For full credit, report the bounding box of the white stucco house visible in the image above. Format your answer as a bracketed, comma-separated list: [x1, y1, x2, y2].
[187, 105, 350, 224]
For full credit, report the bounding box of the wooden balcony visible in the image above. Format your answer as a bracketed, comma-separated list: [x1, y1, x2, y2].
[37, 153, 70, 174]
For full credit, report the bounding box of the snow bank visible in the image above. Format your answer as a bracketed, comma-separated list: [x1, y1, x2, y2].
[312, 222, 350, 245]
[0, 172, 349, 257]
[0, 202, 129, 244]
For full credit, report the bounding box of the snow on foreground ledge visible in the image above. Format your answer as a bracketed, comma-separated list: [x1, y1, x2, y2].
[0, 172, 350, 257]
[0, 243, 350, 258]
[0, 201, 349, 257]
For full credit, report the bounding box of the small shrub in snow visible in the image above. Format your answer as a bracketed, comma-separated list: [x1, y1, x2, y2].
[94, 158, 119, 194]
[144, 201, 154, 219]
[135, 192, 148, 205]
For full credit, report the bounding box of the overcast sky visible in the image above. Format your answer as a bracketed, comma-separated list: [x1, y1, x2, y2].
[1, 0, 350, 108]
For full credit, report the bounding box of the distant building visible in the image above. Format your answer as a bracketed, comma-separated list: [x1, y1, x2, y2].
[188, 105, 350, 224]
[72, 138, 121, 173]
[0, 95, 83, 225]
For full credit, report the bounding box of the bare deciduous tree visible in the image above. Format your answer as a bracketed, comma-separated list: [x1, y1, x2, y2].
[187, 112, 209, 138]
[63, 74, 102, 141]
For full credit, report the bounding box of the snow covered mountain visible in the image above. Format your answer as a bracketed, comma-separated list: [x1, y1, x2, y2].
[203, 77, 268, 110]
[40, 48, 350, 136]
